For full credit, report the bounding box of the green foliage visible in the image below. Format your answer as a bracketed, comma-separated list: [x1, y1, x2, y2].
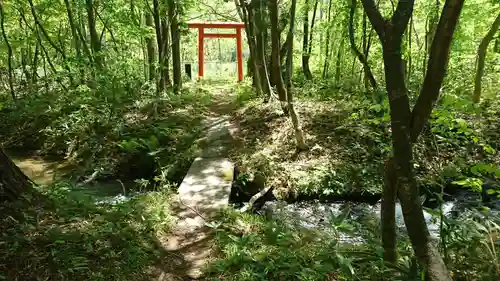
[0, 74, 212, 183]
[206, 209, 500, 281]
[0, 182, 173, 281]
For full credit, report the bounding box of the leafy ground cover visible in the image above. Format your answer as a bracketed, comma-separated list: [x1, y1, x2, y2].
[0, 183, 173, 281]
[229, 80, 500, 202]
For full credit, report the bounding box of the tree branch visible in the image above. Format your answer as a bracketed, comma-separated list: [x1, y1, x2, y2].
[410, 0, 464, 142]
[392, 0, 415, 37]
[360, 0, 386, 39]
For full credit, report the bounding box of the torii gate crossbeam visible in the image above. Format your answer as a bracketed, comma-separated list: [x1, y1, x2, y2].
[187, 22, 246, 81]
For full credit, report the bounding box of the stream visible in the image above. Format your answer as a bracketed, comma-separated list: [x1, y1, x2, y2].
[13, 153, 500, 241]
[258, 190, 500, 242]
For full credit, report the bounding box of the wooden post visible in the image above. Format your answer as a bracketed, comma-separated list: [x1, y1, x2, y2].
[198, 27, 204, 79]
[236, 27, 243, 81]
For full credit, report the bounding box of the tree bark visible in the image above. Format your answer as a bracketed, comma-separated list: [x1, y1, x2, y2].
[27, 0, 73, 83]
[285, 0, 307, 150]
[349, 0, 377, 90]
[152, 0, 163, 91]
[361, 0, 463, 280]
[334, 33, 344, 84]
[0, 147, 33, 202]
[145, 11, 156, 81]
[322, 0, 334, 79]
[269, 0, 288, 112]
[382, 158, 398, 263]
[86, 0, 101, 66]
[302, 0, 313, 80]
[63, 0, 82, 61]
[161, 17, 171, 87]
[252, 0, 273, 101]
[168, 0, 181, 93]
[256, 2, 273, 102]
[240, 0, 260, 88]
[472, 11, 500, 103]
[0, 1, 16, 103]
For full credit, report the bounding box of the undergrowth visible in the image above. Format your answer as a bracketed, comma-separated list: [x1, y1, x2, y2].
[0, 75, 214, 184]
[231, 79, 500, 201]
[206, 209, 500, 281]
[0, 182, 173, 281]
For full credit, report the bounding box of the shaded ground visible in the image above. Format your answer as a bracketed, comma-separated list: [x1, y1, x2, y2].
[150, 81, 246, 280]
[3, 81, 246, 281]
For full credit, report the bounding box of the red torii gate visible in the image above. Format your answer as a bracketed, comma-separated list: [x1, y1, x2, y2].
[187, 22, 246, 82]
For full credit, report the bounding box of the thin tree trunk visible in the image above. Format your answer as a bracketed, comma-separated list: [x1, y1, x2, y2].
[239, 0, 262, 94]
[64, 0, 83, 82]
[161, 17, 171, 86]
[145, 11, 156, 81]
[322, 0, 334, 79]
[168, 0, 181, 93]
[285, 0, 307, 150]
[64, 0, 81, 59]
[362, 1, 463, 280]
[269, 0, 288, 112]
[382, 158, 398, 263]
[472, 11, 500, 103]
[302, 0, 313, 80]
[27, 0, 73, 83]
[349, 0, 377, 90]
[408, 15, 413, 81]
[255, 2, 273, 102]
[334, 34, 344, 84]
[304, 0, 319, 80]
[152, 0, 163, 91]
[86, 0, 101, 66]
[0, 1, 16, 103]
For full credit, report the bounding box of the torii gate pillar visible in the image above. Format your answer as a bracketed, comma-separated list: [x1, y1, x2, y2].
[187, 22, 246, 82]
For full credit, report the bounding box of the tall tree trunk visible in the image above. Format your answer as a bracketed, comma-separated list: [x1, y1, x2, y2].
[285, 0, 307, 150]
[334, 33, 344, 84]
[407, 15, 413, 81]
[322, 0, 334, 79]
[349, 0, 377, 90]
[0, 1, 16, 103]
[0, 147, 33, 202]
[423, 0, 440, 77]
[269, 0, 288, 112]
[241, 0, 259, 87]
[361, 0, 463, 280]
[28, 0, 73, 83]
[302, 0, 313, 80]
[64, 0, 82, 59]
[145, 11, 156, 81]
[168, 0, 181, 93]
[306, 0, 319, 79]
[161, 17, 171, 86]
[64, 0, 83, 82]
[86, 0, 101, 66]
[251, 0, 274, 101]
[472, 11, 500, 103]
[152, 0, 163, 91]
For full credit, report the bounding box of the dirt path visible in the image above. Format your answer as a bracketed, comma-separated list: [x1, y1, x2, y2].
[154, 83, 241, 280]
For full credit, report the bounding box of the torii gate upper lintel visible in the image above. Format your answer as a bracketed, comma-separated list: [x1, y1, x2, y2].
[187, 22, 246, 81]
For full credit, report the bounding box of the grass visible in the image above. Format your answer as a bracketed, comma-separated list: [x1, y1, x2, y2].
[205, 208, 500, 281]
[0, 182, 173, 281]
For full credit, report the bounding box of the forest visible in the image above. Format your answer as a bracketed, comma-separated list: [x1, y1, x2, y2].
[0, 0, 499, 280]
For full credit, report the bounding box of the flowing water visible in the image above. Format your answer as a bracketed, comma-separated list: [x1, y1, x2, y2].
[259, 191, 500, 241]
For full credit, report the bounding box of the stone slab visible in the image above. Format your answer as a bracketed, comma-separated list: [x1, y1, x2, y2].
[177, 157, 233, 227]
